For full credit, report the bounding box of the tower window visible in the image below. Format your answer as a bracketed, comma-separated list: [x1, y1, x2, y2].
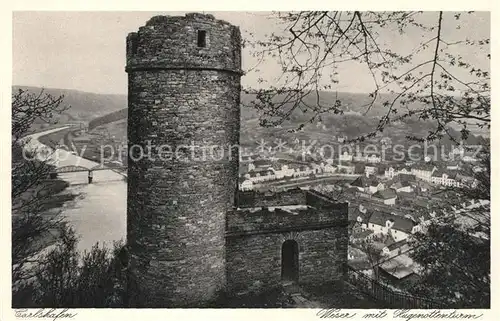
[197, 30, 207, 47]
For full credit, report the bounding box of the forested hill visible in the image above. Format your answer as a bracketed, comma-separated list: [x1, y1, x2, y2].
[88, 108, 128, 130]
[88, 90, 396, 131]
[12, 86, 127, 129]
[14, 86, 488, 143]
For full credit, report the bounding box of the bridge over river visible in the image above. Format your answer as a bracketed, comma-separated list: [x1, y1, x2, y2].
[52, 164, 127, 185]
[25, 127, 127, 252]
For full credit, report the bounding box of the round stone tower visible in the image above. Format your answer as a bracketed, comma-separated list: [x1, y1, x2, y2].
[125, 13, 242, 307]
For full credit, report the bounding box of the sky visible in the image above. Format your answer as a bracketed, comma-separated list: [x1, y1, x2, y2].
[12, 11, 490, 95]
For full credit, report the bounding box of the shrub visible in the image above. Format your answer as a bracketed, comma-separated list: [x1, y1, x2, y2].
[13, 225, 127, 308]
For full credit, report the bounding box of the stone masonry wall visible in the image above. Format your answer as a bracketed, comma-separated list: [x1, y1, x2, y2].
[225, 227, 348, 295]
[126, 14, 241, 307]
[126, 13, 242, 74]
[226, 191, 348, 295]
[226, 205, 348, 235]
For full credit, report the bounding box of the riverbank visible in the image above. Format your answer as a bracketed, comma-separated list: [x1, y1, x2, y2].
[14, 126, 80, 252]
[29, 126, 79, 211]
[12, 178, 79, 271]
[38, 179, 78, 211]
[13, 124, 127, 294]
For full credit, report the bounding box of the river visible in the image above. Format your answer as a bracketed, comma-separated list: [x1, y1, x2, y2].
[25, 127, 127, 253]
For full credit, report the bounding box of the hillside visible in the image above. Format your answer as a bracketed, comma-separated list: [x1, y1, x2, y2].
[12, 86, 127, 130]
[241, 91, 406, 120]
[89, 108, 128, 130]
[13, 85, 488, 147]
[82, 90, 411, 131]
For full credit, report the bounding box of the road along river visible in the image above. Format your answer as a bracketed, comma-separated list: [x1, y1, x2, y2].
[24, 127, 126, 253]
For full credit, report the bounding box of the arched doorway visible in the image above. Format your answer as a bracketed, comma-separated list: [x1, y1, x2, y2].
[281, 240, 299, 282]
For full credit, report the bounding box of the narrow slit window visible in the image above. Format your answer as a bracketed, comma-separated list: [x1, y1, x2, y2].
[197, 30, 207, 47]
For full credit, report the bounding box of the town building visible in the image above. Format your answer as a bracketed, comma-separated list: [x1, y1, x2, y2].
[364, 165, 377, 176]
[455, 172, 476, 187]
[431, 170, 461, 187]
[449, 145, 479, 163]
[372, 189, 397, 206]
[398, 173, 416, 183]
[320, 162, 337, 174]
[462, 152, 479, 163]
[339, 151, 353, 162]
[385, 165, 412, 179]
[239, 176, 253, 191]
[446, 161, 461, 171]
[411, 163, 437, 181]
[367, 153, 382, 164]
[391, 180, 414, 193]
[366, 211, 418, 242]
[379, 258, 420, 287]
[247, 168, 276, 183]
[337, 161, 355, 174]
[350, 174, 384, 194]
[349, 230, 375, 244]
[381, 240, 410, 258]
[348, 246, 369, 260]
[348, 204, 370, 229]
[248, 159, 273, 171]
[354, 153, 368, 162]
[240, 154, 254, 163]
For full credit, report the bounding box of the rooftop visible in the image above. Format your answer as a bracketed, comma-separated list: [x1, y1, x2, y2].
[248, 169, 274, 177]
[412, 163, 436, 171]
[392, 180, 412, 189]
[386, 240, 409, 251]
[348, 206, 370, 221]
[351, 175, 378, 188]
[397, 191, 417, 198]
[351, 229, 374, 239]
[368, 211, 415, 233]
[372, 189, 397, 200]
[391, 164, 412, 171]
[398, 174, 416, 182]
[431, 170, 458, 179]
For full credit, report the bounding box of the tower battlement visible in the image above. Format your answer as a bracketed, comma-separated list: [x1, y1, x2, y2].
[126, 13, 242, 75]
